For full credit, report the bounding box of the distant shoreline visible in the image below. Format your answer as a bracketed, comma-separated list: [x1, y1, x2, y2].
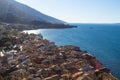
[0, 22, 77, 31]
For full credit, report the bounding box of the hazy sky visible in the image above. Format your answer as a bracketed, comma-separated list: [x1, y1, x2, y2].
[16, 0, 120, 23]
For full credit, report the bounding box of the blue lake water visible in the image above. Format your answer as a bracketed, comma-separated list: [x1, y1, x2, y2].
[26, 24, 120, 79]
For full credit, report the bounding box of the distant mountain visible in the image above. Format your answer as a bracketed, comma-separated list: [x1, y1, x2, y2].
[0, 0, 65, 24]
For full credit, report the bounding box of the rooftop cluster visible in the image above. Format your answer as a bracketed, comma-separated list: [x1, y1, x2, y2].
[0, 26, 117, 80]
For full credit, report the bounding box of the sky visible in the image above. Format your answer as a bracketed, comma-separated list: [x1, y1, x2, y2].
[16, 0, 120, 23]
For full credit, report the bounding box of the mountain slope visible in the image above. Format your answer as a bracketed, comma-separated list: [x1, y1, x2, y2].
[0, 0, 65, 24]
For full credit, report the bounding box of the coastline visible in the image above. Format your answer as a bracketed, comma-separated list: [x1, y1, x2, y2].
[0, 22, 77, 31]
[0, 27, 117, 80]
